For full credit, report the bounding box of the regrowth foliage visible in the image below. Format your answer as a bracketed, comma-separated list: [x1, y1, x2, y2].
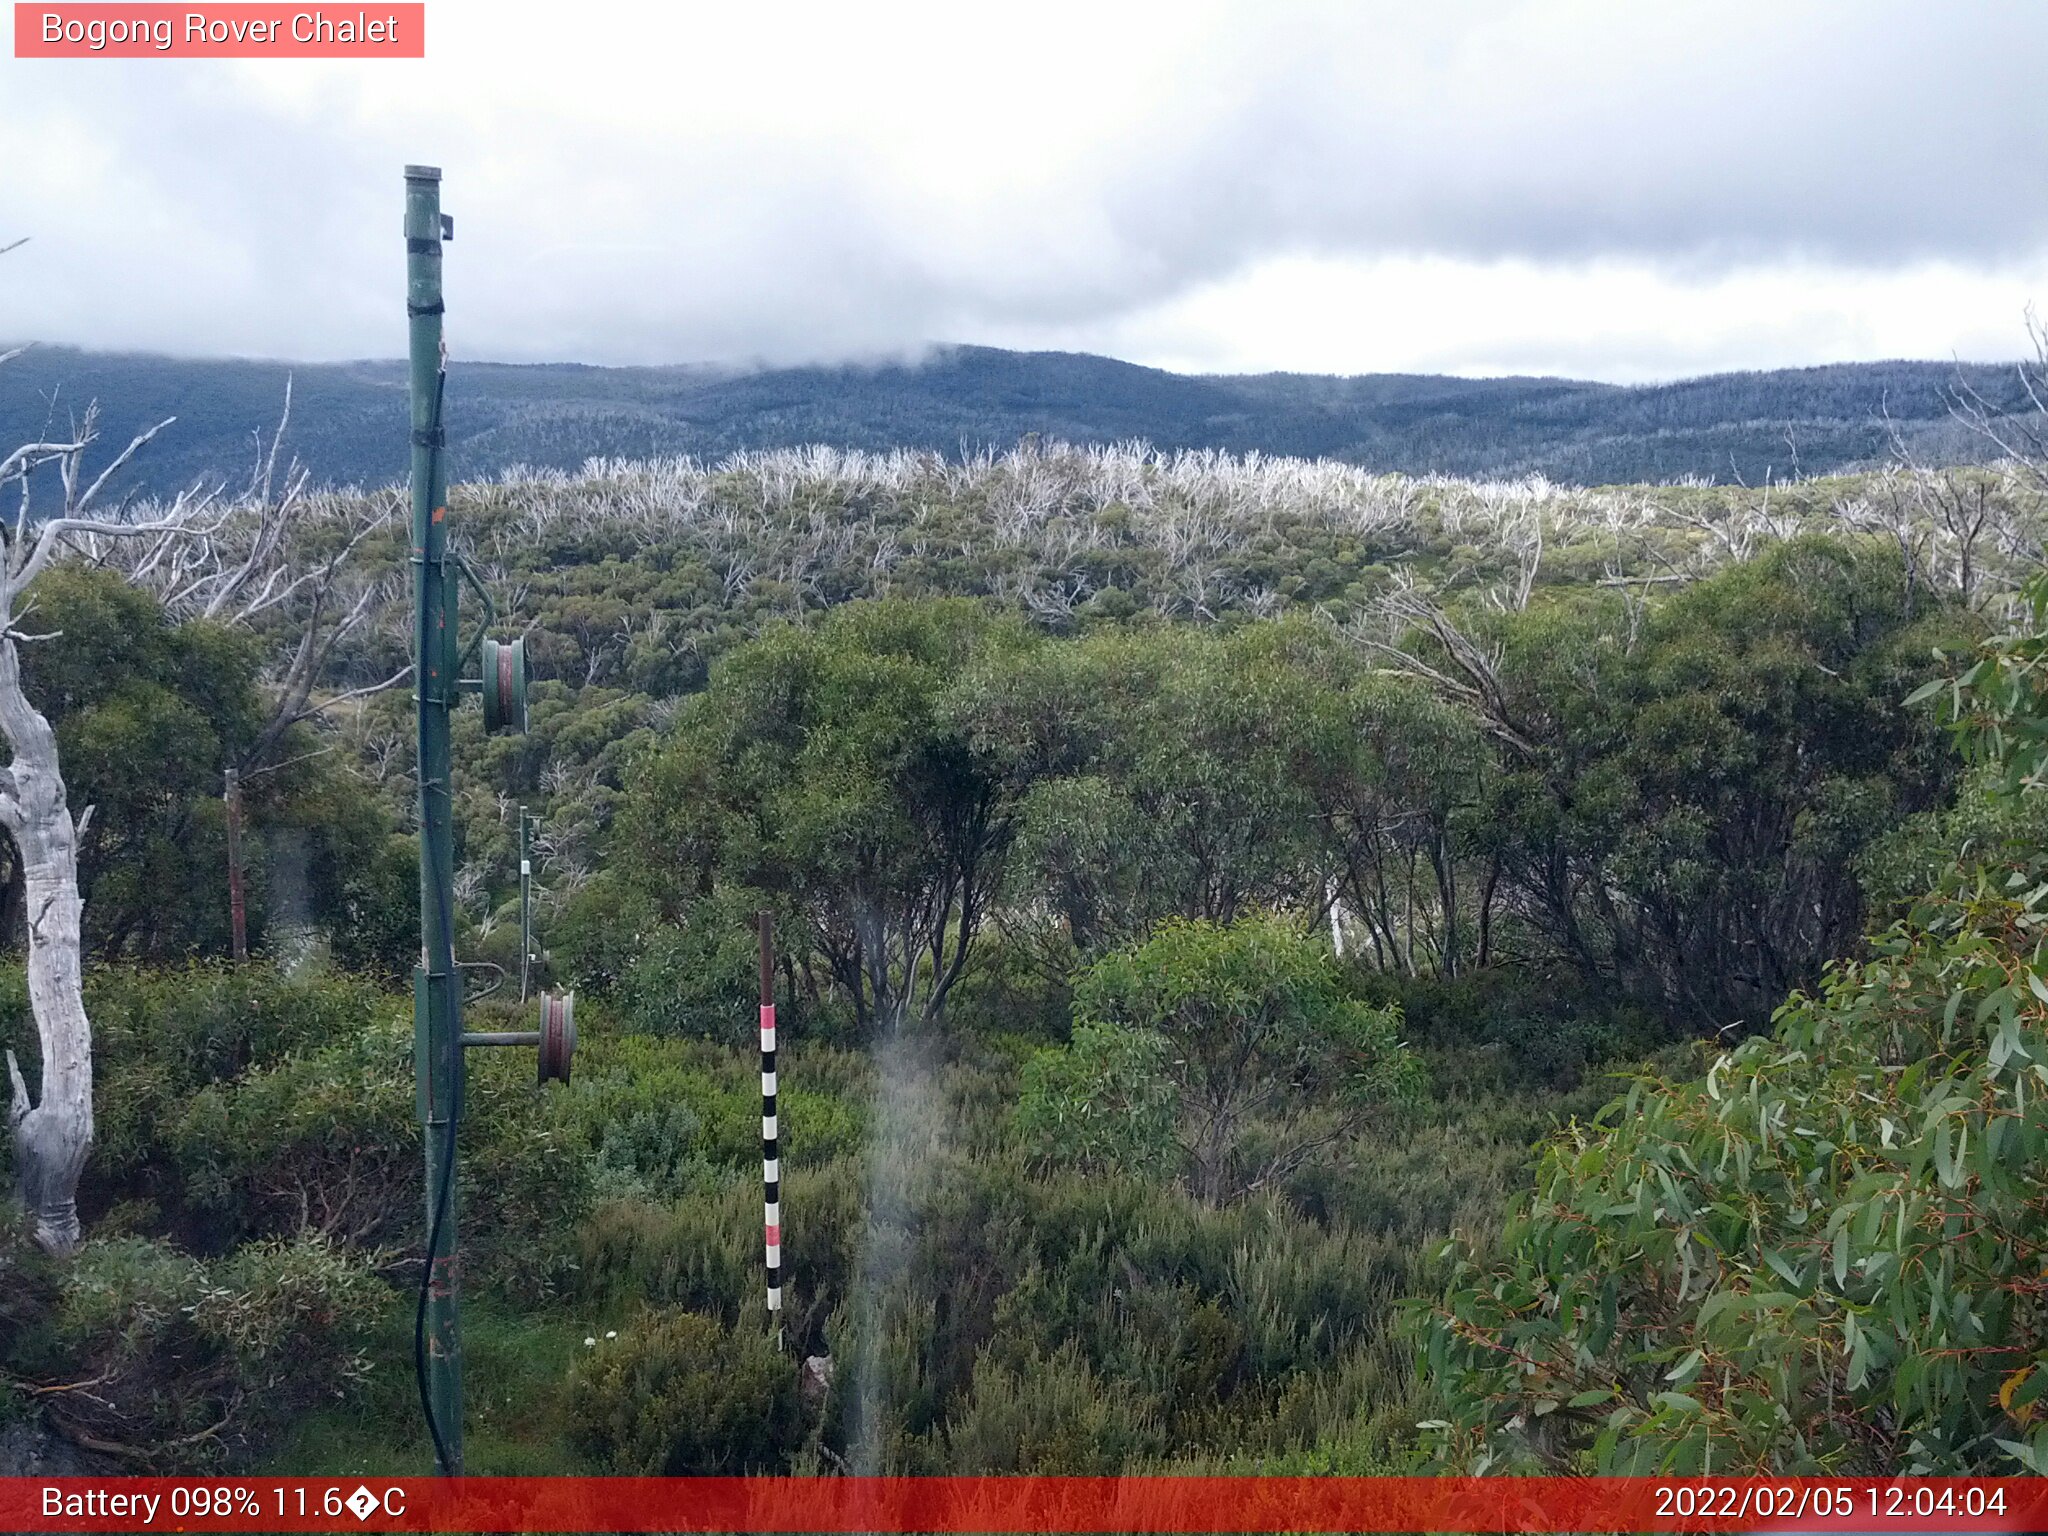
[1423, 571, 2048, 1472]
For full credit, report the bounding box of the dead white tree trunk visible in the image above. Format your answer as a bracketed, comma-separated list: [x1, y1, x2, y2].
[0, 632, 91, 1253]
[0, 450, 208, 1250]
[0, 274, 213, 1246]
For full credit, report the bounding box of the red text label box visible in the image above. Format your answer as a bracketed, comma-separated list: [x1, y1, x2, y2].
[14, 4, 424, 57]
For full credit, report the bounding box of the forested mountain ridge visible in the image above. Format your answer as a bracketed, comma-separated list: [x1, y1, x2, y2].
[0, 343, 2028, 499]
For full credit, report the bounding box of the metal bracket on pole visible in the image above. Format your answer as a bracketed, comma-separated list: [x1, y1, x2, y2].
[460, 990, 575, 1083]
[519, 807, 534, 1003]
[451, 550, 496, 675]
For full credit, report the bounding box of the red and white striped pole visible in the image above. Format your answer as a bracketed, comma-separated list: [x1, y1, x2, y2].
[759, 911, 782, 1350]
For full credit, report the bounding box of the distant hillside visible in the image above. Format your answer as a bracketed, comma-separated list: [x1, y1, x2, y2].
[0, 343, 2028, 500]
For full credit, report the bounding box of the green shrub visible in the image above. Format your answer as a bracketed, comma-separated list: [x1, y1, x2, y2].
[943, 929, 1075, 1046]
[1281, 1099, 1606, 1254]
[616, 891, 762, 1045]
[191, 1237, 385, 1424]
[942, 1339, 1161, 1472]
[92, 965, 381, 1089]
[199, 1235, 381, 1354]
[172, 1017, 588, 1292]
[547, 873, 659, 998]
[1420, 571, 2048, 1474]
[327, 833, 421, 984]
[1015, 1021, 1176, 1179]
[579, 1156, 867, 1352]
[13, 1233, 385, 1466]
[579, 1196, 755, 1328]
[551, 1033, 867, 1200]
[1349, 968, 1669, 1094]
[174, 1020, 415, 1252]
[797, 1148, 1413, 1470]
[0, 963, 383, 1198]
[0, 1205, 59, 1385]
[1026, 915, 1422, 1204]
[567, 1309, 803, 1473]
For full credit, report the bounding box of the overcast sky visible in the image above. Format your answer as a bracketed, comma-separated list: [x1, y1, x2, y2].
[4, 1, 2046, 382]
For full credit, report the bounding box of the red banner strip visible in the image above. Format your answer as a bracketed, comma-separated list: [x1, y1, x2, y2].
[14, 4, 424, 58]
[1, 1476, 2044, 1533]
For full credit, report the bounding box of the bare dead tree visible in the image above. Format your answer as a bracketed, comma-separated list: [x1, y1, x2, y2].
[1019, 570, 1091, 624]
[1871, 393, 2029, 610]
[1928, 470, 2005, 607]
[350, 715, 406, 785]
[1837, 465, 1933, 613]
[1484, 510, 1545, 612]
[1354, 578, 1539, 761]
[1946, 312, 2048, 496]
[1600, 554, 1656, 650]
[108, 392, 412, 772]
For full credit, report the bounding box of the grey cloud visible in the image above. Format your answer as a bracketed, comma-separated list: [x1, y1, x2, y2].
[1098, 3, 2048, 276]
[2, 1, 2045, 371]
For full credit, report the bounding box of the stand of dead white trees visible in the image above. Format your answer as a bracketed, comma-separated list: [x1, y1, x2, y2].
[87, 380, 412, 772]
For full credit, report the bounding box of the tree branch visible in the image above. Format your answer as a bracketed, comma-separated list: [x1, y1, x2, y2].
[70, 417, 176, 517]
[0, 441, 89, 487]
[16, 510, 208, 592]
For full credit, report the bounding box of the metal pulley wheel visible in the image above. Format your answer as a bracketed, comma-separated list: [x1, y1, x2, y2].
[481, 636, 527, 734]
[537, 989, 575, 1084]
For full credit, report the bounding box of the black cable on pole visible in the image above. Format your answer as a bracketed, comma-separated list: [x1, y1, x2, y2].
[415, 1103, 458, 1474]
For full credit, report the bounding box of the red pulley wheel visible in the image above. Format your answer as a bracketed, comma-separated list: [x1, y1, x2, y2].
[537, 989, 576, 1084]
[481, 636, 528, 735]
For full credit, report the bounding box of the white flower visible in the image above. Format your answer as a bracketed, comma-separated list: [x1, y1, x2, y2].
[605, 1330, 617, 1339]
[584, 1336, 596, 1348]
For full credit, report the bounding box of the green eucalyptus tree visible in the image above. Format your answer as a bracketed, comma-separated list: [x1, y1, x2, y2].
[1021, 913, 1421, 1205]
[967, 624, 1330, 951]
[1383, 537, 1975, 1028]
[1422, 569, 2048, 1474]
[620, 598, 1034, 1034]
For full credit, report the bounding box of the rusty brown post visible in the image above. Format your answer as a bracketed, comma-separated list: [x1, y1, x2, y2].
[224, 766, 247, 961]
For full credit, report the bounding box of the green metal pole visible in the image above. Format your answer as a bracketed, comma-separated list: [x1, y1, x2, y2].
[519, 806, 531, 1004]
[405, 163, 464, 1477]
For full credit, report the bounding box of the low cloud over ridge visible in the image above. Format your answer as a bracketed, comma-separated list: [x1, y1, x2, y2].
[3, 1, 2044, 380]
